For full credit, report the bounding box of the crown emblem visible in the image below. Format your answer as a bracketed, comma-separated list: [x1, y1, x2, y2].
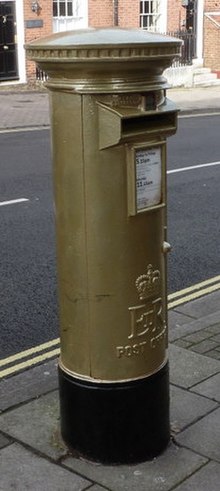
[135, 264, 160, 300]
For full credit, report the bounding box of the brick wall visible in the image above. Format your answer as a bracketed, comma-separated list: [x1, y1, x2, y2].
[204, 0, 220, 9]
[167, 0, 186, 33]
[118, 0, 139, 28]
[204, 17, 220, 70]
[24, 0, 53, 81]
[88, 0, 113, 26]
[204, 1, 220, 70]
[88, 0, 139, 28]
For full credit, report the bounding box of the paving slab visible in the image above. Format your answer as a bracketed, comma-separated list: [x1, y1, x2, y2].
[62, 444, 207, 491]
[0, 432, 12, 449]
[89, 486, 110, 491]
[210, 333, 220, 342]
[0, 92, 50, 129]
[168, 309, 196, 329]
[0, 442, 91, 491]
[190, 339, 219, 354]
[0, 391, 67, 461]
[172, 291, 220, 319]
[0, 359, 58, 411]
[169, 311, 220, 342]
[172, 339, 193, 349]
[168, 86, 220, 113]
[174, 461, 220, 491]
[205, 349, 220, 360]
[169, 344, 220, 388]
[176, 407, 220, 462]
[191, 372, 220, 403]
[206, 324, 220, 335]
[170, 385, 218, 433]
[183, 330, 217, 343]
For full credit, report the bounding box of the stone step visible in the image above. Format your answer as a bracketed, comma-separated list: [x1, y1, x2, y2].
[193, 72, 217, 83]
[194, 78, 220, 87]
[193, 68, 219, 86]
[165, 64, 220, 88]
[193, 67, 213, 75]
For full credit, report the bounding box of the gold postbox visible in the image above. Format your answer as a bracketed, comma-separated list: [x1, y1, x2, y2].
[26, 28, 181, 464]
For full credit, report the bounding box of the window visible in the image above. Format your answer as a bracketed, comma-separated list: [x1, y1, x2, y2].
[53, 1, 80, 18]
[140, 1, 162, 31]
[53, 0, 88, 32]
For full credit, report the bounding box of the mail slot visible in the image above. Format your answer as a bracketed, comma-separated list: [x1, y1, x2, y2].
[98, 99, 177, 149]
[26, 28, 181, 464]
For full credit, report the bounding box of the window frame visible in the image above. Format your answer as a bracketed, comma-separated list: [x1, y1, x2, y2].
[53, 0, 80, 19]
[139, 0, 162, 32]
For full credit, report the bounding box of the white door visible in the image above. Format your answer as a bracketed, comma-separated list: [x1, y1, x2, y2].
[53, 0, 88, 32]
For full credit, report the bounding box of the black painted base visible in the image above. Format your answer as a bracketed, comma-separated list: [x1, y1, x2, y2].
[58, 363, 170, 464]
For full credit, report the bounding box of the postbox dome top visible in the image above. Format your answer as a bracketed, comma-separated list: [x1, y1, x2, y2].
[27, 27, 180, 48]
[26, 28, 182, 94]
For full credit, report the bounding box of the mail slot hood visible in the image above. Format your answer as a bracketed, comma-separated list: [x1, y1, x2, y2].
[98, 98, 177, 149]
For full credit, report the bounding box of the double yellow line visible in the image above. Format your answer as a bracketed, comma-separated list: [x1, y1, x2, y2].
[1, 275, 220, 379]
[0, 339, 60, 379]
[168, 274, 220, 309]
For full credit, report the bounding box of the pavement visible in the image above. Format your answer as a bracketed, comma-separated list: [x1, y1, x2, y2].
[0, 85, 220, 490]
[0, 85, 220, 130]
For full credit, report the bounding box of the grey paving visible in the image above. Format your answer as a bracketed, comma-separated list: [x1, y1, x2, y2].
[0, 391, 66, 461]
[168, 309, 196, 330]
[168, 86, 220, 113]
[176, 407, 220, 462]
[170, 385, 218, 433]
[205, 349, 220, 360]
[190, 339, 219, 354]
[0, 443, 91, 491]
[62, 444, 207, 491]
[191, 372, 220, 402]
[0, 92, 50, 129]
[173, 290, 220, 319]
[183, 330, 217, 343]
[174, 461, 220, 491]
[169, 310, 220, 342]
[89, 487, 110, 491]
[206, 324, 220, 335]
[169, 344, 220, 388]
[0, 432, 12, 449]
[0, 85, 220, 132]
[211, 333, 220, 342]
[172, 339, 193, 349]
[0, 359, 58, 411]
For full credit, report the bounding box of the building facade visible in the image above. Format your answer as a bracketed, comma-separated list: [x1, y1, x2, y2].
[203, 0, 220, 71]
[0, 0, 220, 85]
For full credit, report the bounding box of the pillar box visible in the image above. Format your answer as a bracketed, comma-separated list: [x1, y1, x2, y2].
[26, 28, 181, 464]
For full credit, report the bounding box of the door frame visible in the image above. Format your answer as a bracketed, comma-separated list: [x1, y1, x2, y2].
[0, 0, 25, 84]
[195, 0, 204, 64]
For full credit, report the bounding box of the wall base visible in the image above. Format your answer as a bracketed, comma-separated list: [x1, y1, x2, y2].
[58, 363, 170, 464]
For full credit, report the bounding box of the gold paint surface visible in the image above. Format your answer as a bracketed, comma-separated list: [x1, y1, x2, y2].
[50, 92, 91, 376]
[50, 91, 172, 381]
[26, 28, 181, 94]
[26, 28, 179, 381]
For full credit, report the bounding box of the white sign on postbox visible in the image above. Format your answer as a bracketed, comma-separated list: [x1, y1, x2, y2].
[136, 147, 162, 210]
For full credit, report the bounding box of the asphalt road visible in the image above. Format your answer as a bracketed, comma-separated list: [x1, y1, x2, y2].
[0, 114, 220, 357]
[167, 114, 220, 292]
[0, 130, 58, 357]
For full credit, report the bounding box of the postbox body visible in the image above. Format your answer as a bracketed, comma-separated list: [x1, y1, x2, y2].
[26, 28, 181, 464]
[51, 91, 173, 382]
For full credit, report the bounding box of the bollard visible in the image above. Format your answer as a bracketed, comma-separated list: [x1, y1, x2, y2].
[26, 28, 181, 464]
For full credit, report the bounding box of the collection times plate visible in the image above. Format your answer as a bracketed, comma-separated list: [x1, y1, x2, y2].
[136, 147, 162, 210]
